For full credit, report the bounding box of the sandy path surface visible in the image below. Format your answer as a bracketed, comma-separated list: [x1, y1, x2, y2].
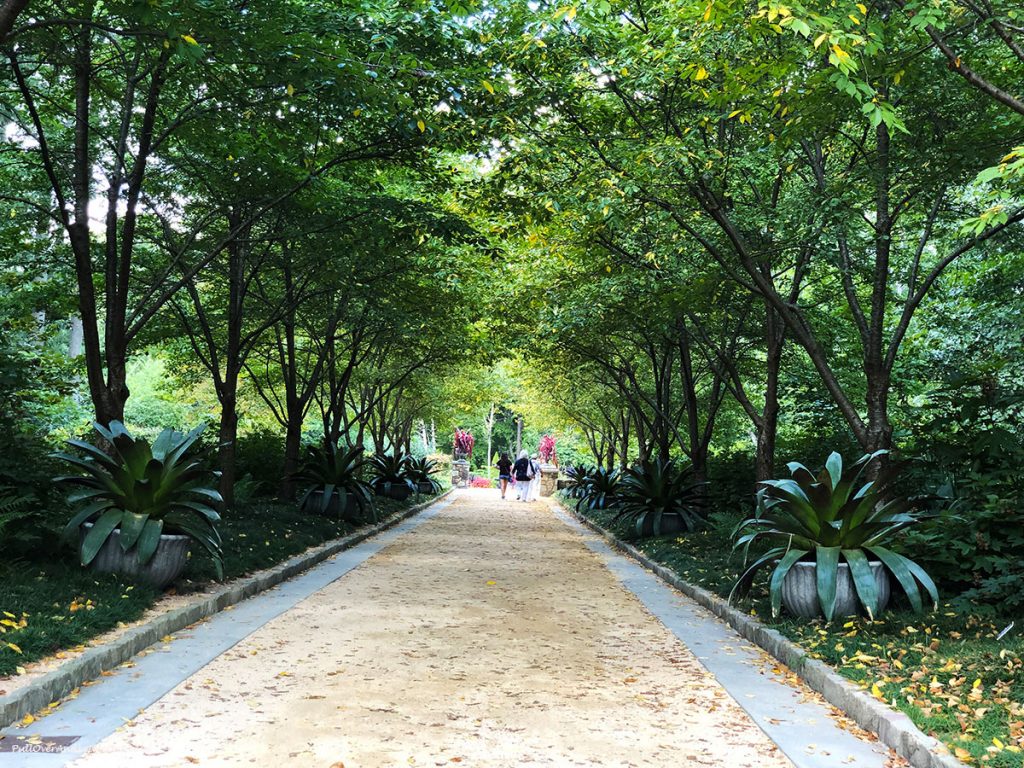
[71, 491, 792, 768]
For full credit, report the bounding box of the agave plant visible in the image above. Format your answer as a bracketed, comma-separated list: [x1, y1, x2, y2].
[406, 456, 441, 494]
[296, 443, 374, 521]
[730, 450, 938, 620]
[370, 452, 416, 496]
[576, 466, 620, 511]
[56, 421, 223, 579]
[564, 465, 595, 500]
[612, 459, 706, 536]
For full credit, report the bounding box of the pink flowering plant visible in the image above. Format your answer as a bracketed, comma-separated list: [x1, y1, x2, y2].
[538, 435, 557, 464]
[454, 428, 475, 459]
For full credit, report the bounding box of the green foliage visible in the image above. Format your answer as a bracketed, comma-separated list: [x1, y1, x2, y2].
[613, 460, 706, 537]
[0, 480, 35, 556]
[406, 456, 442, 493]
[563, 465, 595, 500]
[55, 422, 224, 579]
[296, 443, 374, 521]
[575, 466, 620, 512]
[369, 452, 416, 495]
[732, 451, 938, 620]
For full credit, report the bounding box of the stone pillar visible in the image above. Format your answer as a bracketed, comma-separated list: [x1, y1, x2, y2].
[451, 459, 470, 489]
[539, 464, 559, 497]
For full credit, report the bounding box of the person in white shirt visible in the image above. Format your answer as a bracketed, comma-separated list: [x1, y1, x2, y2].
[526, 454, 542, 501]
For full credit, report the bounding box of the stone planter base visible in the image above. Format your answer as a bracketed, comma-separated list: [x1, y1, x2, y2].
[451, 459, 470, 489]
[539, 465, 559, 497]
[782, 561, 891, 618]
[416, 481, 437, 495]
[81, 523, 190, 589]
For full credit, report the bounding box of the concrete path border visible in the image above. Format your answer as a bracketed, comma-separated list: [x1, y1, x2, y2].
[557, 498, 967, 768]
[0, 489, 452, 731]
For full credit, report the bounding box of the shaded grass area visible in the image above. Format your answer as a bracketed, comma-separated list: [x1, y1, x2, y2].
[0, 493, 435, 679]
[578, 501, 1024, 766]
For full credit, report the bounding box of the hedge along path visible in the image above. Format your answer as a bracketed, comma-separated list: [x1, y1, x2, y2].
[66, 489, 798, 768]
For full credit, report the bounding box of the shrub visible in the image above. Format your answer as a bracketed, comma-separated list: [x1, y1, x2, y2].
[407, 457, 442, 493]
[369, 452, 416, 495]
[563, 465, 595, 499]
[731, 450, 938, 620]
[613, 459, 705, 536]
[55, 421, 224, 579]
[295, 443, 374, 521]
[576, 466, 620, 511]
[470, 476, 492, 488]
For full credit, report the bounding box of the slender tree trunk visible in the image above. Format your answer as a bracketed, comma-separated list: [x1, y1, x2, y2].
[755, 313, 784, 482]
[280, 419, 303, 499]
[218, 396, 238, 507]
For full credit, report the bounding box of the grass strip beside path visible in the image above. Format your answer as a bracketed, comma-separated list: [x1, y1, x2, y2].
[0, 494, 435, 679]
[579, 504, 1024, 768]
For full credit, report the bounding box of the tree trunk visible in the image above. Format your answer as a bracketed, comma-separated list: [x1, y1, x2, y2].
[0, 0, 29, 43]
[218, 399, 238, 508]
[280, 418, 303, 500]
[755, 312, 784, 482]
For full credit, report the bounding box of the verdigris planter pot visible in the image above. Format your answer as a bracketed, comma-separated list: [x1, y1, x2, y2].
[636, 511, 688, 537]
[782, 561, 891, 619]
[376, 483, 412, 501]
[80, 523, 190, 590]
[302, 490, 366, 522]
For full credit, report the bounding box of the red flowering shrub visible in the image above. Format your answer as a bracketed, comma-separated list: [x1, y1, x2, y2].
[470, 476, 492, 488]
[454, 428, 475, 459]
[538, 434, 557, 464]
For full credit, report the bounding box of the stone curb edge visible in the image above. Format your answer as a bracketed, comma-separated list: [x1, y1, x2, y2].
[0, 489, 454, 731]
[555, 499, 967, 768]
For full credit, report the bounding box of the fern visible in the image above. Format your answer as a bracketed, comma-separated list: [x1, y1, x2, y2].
[0, 486, 34, 551]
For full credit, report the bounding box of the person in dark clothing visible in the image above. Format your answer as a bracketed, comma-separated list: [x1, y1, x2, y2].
[512, 450, 533, 502]
[496, 452, 513, 499]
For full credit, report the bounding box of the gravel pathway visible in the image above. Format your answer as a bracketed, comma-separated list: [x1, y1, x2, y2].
[69, 491, 798, 767]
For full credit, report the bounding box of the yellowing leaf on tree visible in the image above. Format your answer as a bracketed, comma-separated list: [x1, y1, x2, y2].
[417, 119, 426, 132]
[848, 14, 860, 24]
[814, 32, 828, 48]
[606, 265, 612, 272]
[482, 80, 495, 95]
[728, 109, 742, 118]
[893, 70, 904, 85]
[286, 84, 295, 96]
[695, 66, 709, 81]
[353, 108, 362, 117]
[856, 3, 867, 13]
[564, 5, 577, 21]
[703, 2, 713, 21]
[831, 44, 850, 62]
[181, 34, 198, 46]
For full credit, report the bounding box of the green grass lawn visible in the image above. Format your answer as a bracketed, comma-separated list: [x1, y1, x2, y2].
[0, 492, 436, 679]
[577, 501, 1024, 766]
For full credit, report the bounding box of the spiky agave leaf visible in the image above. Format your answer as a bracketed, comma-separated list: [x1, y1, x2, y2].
[730, 450, 937, 619]
[56, 422, 223, 580]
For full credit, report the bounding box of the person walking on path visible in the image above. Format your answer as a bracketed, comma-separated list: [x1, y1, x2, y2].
[495, 452, 513, 500]
[526, 453, 542, 501]
[512, 450, 533, 502]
